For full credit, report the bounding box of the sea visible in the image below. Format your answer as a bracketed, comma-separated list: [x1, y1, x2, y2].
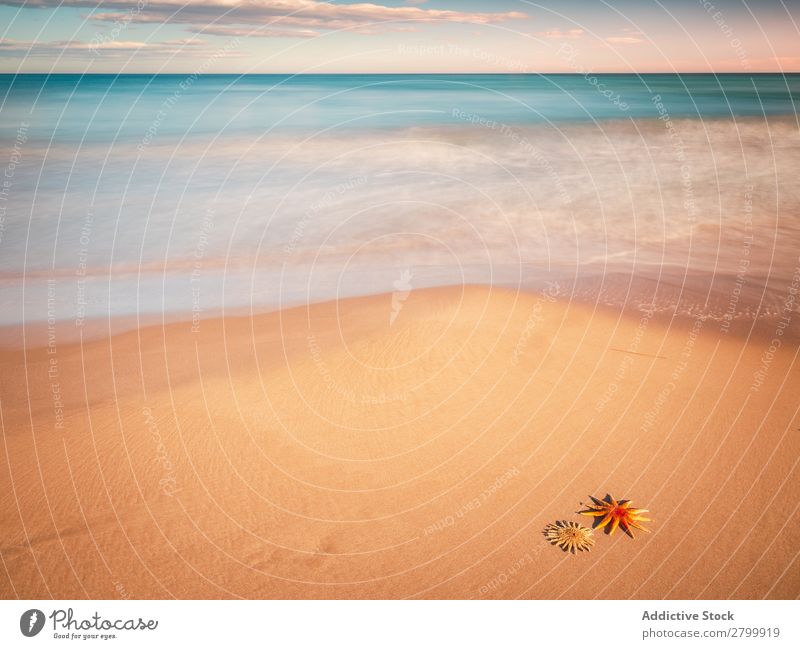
[0, 73, 798, 335]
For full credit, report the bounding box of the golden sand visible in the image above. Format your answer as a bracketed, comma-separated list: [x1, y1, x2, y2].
[1, 286, 798, 598]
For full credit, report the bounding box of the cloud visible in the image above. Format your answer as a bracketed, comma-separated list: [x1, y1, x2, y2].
[0, 36, 240, 58]
[189, 25, 320, 39]
[535, 28, 584, 40]
[605, 36, 643, 45]
[0, 1, 528, 38]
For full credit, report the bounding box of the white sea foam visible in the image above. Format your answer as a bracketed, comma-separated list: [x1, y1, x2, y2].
[1, 117, 798, 329]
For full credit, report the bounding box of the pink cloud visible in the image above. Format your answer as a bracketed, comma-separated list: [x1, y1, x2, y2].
[536, 28, 585, 40]
[1, 1, 528, 38]
[605, 36, 643, 45]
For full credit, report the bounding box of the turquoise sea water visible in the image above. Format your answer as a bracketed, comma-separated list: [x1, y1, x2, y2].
[2, 73, 799, 142]
[0, 74, 800, 143]
[0, 74, 798, 329]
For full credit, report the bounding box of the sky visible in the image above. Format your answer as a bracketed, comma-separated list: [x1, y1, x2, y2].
[0, 0, 798, 73]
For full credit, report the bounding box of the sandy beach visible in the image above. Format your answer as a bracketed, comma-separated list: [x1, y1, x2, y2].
[1, 284, 798, 599]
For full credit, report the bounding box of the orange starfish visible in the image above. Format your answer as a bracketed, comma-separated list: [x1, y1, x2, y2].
[580, 494, 651, 538]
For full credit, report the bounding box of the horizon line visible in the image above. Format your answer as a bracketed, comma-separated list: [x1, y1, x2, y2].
[2, 70, 799, 76]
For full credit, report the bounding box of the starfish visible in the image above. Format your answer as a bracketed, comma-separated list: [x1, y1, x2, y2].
[580, 494, 651, 538]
